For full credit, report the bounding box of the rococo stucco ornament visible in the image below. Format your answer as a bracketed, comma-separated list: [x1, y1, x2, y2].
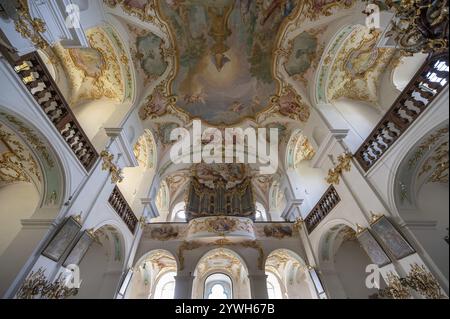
[326, 153, 353, 185]
[100, 150, 124, 184]
[383, 0, 449, 54]
[16, 268, 78, 299]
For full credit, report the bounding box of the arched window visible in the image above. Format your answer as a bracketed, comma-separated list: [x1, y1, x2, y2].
[204, 273, 232, 299]
[267, 281, 276, 299]
[266, 272, 283, 299]
[176, 210, 186, 221]
[208, 284, 228, 299]
[171, 202, 187, 222]
[255, 202, 267, 221]
[154, 271, 176, 299]
[160, 281, 175, 299]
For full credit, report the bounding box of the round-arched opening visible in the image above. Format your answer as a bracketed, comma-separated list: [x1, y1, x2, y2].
[265, 249, 314, 299]
[170, 201, 187, 222]
[153, 271, 176, 299]
[255, 202, 268, 222]
[71, 225, 126, 299]
[269, 181, 287, 221]
[393, 123, 449, 282]
[392, 53, 428, 92]
[266, 271, 283, 299]
[318, 224, 381, 299]
[192, 248, 251, 299]
[0, 112, 65, 297]
[125, 250, 177, 299]
[119, 130, 157, 205]
[155, 180, 170, 220]
[204, 273, 233, 299]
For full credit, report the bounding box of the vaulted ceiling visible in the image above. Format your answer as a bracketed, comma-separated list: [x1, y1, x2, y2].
[35, 0, 423, 216]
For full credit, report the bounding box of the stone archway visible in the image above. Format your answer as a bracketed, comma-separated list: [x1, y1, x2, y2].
[192, 248, 251, 299]
[318, 223, 379, 299]
[125, 249, 177, 299]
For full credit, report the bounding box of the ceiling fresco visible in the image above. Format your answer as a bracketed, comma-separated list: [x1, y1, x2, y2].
[326, 26, 397, 104]
[284, 29, 322, 85]
[156, 0, 300, 126]
[50, 26, 133, 106]
[127, 23, 169, 85]
[104, 0, 364, 126]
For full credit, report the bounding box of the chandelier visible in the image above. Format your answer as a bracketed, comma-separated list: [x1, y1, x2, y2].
[381, 0, 449, 53]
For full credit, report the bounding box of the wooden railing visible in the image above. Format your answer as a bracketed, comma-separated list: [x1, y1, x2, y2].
[108, 186, 138, 234]
[305, 186, 341, 234]
[6, 52, 98, 171]
[355, 53, 449, 171]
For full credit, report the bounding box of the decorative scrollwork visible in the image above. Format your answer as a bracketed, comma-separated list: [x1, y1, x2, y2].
[177, 238, 264, 271]
[378, 272, 412, 299]
[378, 265, 446, 299]
[383, 0, 449, 53]
[16, 268, 78, 299]
[100, 150, 124, 184]
[403, 264, 446, 299]
[326, 153, 353, 185]
[14, 0, 48, 50]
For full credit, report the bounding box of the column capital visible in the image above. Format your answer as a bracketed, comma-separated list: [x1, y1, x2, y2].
[248, 273, 268, 279]
[175, 274, 195, 280]
[311, 129, 350, 169]
[174, 273, 195, 299]
[140, 198, 159, 219]
[248, 273, 268, 299]
[104, 127, 139, 168]
[281, 199, 304, 220]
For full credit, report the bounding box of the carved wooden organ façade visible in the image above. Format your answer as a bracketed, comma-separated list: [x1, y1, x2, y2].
[185, 176, 256, 221]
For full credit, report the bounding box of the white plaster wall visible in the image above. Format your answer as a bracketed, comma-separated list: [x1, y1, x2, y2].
[295, 162, 329, 215]
[0, 183, 40, 256]
[333, 240, 378, 298]
[410, 183, 449, 280]
[393, 53, 428, 92]
[333, 98, 382, 153]
[71, 241, 110, 299]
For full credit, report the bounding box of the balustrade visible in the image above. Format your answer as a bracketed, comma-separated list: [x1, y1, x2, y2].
[108, 186, 138, 234]
[355, 53, 449, 171]
[4, 51, 98, 171]
[305, 186, 341, 234]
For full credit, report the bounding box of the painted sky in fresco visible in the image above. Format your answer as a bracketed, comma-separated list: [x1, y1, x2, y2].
[158, 0, 298, 125]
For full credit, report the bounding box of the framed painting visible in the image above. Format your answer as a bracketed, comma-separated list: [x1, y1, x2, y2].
[41, 216, 81, 262]
[63, 230, 95, 267]
[371, 216, 415, 260]
[357, 229, 391, 267]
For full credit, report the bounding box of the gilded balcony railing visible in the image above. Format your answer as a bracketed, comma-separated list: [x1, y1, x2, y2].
[108, 186, 138, 234]
[305, 185, 341, 234]
[355, 53, 449, 171]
